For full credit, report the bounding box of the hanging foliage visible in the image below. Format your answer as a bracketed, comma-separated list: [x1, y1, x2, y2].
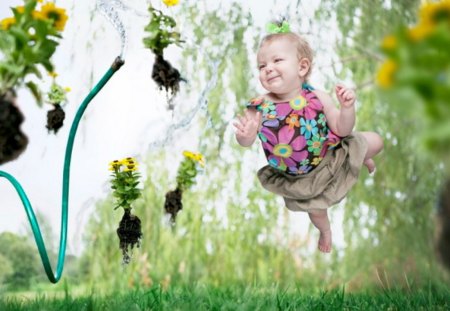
[143, 3, 184, 98]
[45, 72, 70, 134]
[0, 0, 68, 164]
[164, 150, 204, 224]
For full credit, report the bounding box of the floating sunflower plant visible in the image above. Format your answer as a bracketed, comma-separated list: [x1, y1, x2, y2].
[164, 150, 205, 224]
[109, 157, 143, 264]
[0, 0, 68, 164]
[376, 0, 450, 158]
[143, 1, 184, 100]
[45, 72, 70, 134]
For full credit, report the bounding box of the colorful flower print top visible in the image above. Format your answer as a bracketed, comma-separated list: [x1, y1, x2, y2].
[247, 87, 341, 175]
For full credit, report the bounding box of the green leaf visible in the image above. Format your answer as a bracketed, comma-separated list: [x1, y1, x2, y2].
[25, 81, 42, 106]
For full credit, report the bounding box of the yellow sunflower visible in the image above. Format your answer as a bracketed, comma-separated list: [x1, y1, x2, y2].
[420, 0, 450, 26]
[407, 22, 435, 41]
[123, 165, 138, 172]
[32, 10, 44, 20]
[377, 59, 398, 89]
[15, 6, 25, 14]
[0, 17, 16, 30]
[182, 150, 195, 159]
[108, 160, 122, 171]
[40, 2, 68, 31]
[163, 0, 180, 7]
[122, 157, 137, 164]
[381, 35, 397, 51]
[193, 153, 205, 167]
[182, 150, 205, 166]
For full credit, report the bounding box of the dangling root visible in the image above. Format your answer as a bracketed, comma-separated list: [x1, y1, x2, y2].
[151, 54, 185, 97]
[46, 105, 65, 134]
[116, 209, 142, 264]
[0, 91, 28, 165]
[164, 187, 183, 225]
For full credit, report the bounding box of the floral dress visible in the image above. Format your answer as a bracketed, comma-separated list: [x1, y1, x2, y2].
[247, 87, 341, 176]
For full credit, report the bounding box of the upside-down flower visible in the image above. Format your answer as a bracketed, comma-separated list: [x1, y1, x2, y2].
[162, 0, 180, 7]
[40, 2, 68, 31]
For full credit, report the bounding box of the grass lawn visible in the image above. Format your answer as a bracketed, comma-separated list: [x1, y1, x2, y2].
[1, 284, 449, 310]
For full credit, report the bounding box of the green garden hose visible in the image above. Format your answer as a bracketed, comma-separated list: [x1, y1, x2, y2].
[0, 57, 124, 283]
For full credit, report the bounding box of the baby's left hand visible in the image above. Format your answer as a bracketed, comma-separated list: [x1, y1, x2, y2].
[335, 84, 356, 108]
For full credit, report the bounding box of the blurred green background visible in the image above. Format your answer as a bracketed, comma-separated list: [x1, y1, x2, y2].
[1, 0, 449, 300]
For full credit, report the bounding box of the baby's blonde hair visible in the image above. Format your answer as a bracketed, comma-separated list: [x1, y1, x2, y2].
[259, 32, 314, 80]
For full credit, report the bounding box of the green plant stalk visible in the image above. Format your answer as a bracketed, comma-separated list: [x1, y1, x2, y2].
[110, 169, 141, 210]
[176, 159, 197, 191]
[0, 56, 124, 283]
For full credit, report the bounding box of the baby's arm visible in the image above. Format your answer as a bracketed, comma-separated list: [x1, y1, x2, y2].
[313, 85, 356, 137]
[234, 108, 262, 147]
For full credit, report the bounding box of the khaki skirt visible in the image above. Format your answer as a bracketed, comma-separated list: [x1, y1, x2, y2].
[257, 132, 368, 212]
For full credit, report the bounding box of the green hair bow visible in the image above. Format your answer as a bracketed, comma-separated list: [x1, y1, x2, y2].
[266, 21, 290, 34]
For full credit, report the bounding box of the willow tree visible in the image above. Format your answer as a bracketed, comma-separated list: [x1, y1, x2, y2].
[317, 0, 447, 288]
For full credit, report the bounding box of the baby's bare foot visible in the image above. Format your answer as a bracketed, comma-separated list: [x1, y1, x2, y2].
[364, 158, 376, 174]
[318, 229, 332, 253]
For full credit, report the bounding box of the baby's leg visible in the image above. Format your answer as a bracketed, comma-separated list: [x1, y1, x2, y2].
[308, 210, 332, 253]
[359, 131, 384, 173]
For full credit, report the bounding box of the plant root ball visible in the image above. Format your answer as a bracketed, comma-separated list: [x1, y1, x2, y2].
[0, 92, 28, 165]
[116, 209, 143, 264]
[152, 54, 183, 96]
[46, 105, 65, 134]
[164, 187, 183, 224]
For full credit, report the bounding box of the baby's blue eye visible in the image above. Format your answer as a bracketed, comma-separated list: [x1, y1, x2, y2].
[259, 64, 266, 70]
[274, 58, 283, 62]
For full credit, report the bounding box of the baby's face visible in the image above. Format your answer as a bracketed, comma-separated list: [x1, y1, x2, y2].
[257, 38, 302, 95]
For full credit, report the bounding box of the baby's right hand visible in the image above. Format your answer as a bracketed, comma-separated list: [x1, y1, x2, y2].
[233, 109, 261, 144]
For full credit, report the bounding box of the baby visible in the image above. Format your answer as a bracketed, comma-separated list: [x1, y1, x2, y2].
[234, 31, 383, 252]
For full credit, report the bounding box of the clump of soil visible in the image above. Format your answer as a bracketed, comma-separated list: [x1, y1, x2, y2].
[116, 209, 143, 264]
[46, 105, 65, 134]
[164, 187, 183, 224]
[152, 54, 184, 96]
[0, 91, 28, 165]
[436, 178, 450, 270]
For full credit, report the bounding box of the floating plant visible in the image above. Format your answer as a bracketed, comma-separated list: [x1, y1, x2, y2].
[164, 151, 204, 224]
[0, 0, 68, 164]
[143, 2, 184, 101]
[45, 72, 70, 134]
[109, 157, 143, 264]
